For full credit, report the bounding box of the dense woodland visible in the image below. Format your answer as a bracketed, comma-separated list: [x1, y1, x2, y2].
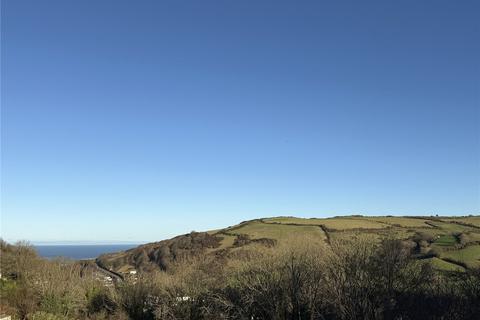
[1, 234, 479, 320]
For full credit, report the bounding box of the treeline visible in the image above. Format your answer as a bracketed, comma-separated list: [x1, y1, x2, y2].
[1, 237, 479, 320]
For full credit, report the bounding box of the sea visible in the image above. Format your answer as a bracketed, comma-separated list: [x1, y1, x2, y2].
[34, 244, 139, 260]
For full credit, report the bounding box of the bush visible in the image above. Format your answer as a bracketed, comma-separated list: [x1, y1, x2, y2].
[323, 236, 435, 320]
[30, 311, 70, 320]
[219, 237, 327, 319]
[86, 286, 116, 316]
[115, 276, 160, 320]
[1, 237, 479, 319]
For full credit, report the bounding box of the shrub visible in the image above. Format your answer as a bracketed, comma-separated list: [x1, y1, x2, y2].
[30, 311, 70, 320]
[115, 276, 160, 320]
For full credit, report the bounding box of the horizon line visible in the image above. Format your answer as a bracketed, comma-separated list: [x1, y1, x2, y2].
[3, 213, 479, 244]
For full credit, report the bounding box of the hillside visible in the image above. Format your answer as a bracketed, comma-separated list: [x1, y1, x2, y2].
[96, 215, 480, 275]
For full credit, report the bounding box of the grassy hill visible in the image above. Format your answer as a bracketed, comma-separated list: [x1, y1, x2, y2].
[96, 215, 480, 275]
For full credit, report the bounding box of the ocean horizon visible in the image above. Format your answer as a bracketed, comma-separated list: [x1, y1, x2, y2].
[34, 244, 139, 260]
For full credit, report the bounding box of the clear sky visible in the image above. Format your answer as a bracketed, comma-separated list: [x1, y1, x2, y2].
[1, 0, 479, 243]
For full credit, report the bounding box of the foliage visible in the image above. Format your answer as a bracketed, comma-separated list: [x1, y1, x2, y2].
[1, 216, 480, 320]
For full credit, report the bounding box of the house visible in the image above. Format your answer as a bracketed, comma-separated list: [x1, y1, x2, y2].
[176, 296, 191, 302]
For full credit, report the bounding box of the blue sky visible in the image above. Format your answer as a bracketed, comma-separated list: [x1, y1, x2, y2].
[1, 0, 479, 243]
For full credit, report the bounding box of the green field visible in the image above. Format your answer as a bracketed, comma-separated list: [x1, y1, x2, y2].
[363, 216, 434, 228]
[434, 234, 457, 246]
[263, 216, 388, 230]
[466, 232, 480, 242]
[440, 245, 480, 269]
[428, 257, 465, 272]
[443, 216, 480, 228]
[428, 221, 475, 233]
[230, 216, 480, 271]
[215, 233, 237, 249]
[228, 220, 327, 244]
[99, 215, 480, 274]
